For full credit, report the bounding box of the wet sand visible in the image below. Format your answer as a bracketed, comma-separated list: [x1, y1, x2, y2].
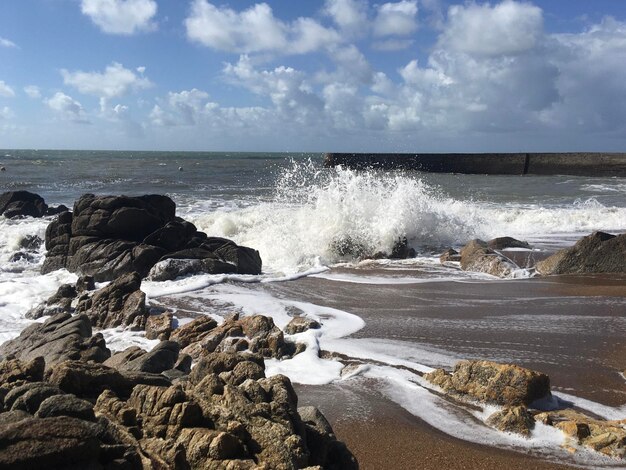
[296, 381, 577, 470]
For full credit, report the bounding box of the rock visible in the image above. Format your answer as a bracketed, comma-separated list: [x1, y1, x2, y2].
[0, 416, 141, 469]
[4, 382, 63, 414]
[170, 315, 218, 348]
[45, 204, 69, 216]
[424, 360, 551, 407]
[25, 283, 77, 320]
[0, 357, 44, 385]
[536, 231, 626, 275]
[487, 237, 531, 250]
[460, 239, 520, 277]
[555, 420, 591, 441]
[42, 193, 263, 281]
[47, 360, 133, 399]
[104, 347, 147, 370]
[75, 272, 148, 330]
[120, 341, 180, 374]
[0, 410, 31, 424]
[75, 275, 95, 292]
[0, 191, 47, 218]
[8, 252, 36, 263]
[486, 406, 535, 437]
[18, 235, 43, 251]
[284, 316, 321, 335]
[440, 248, 461, 263]
[35, 394, 96, 421]
[183, 314, 296, 361]
[145, 312, 174, 340]
[0, 313, 110, 366]
[147, 257, 238, 281]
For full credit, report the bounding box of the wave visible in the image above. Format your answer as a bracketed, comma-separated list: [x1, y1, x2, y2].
[191, 161, 626, 273]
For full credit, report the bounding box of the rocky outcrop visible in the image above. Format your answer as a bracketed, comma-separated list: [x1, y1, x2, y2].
[42, 194, 262, 281]
[536, 409, 626, 459]
[75, 272, 148, 330]
[459, 239, 520, 277]
[536, 231, 626, 275]
[0, 191, 48, 218]
[424, 360, 551, 407]
[181, 314, 298, 361]
[0, 313, 110, 366]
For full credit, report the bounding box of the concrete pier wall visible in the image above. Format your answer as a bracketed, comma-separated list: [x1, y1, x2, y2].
[323, 153, 626, 176]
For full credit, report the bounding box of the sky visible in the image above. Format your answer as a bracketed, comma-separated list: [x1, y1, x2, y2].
[1, 0, 626, 152]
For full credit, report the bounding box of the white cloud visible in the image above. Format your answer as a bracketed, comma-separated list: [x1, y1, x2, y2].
[24, 85, 41, 99]
[81, 0, 157, 35]
[45, 92, 90, 123]
[185, 0, 340, 54]
[0, 81, 15, 97]
[440, 0, 543, 56]
[0, 37, 17, 48]
[373, 1, 418, 37]
[372, 38, 414, 51]
[62, 62, 152, 98]
[324, 0, 368, 34]
[0, 106, 13, 120]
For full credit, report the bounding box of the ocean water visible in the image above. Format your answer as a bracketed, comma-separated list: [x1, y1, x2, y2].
[2, 149, 626, 467]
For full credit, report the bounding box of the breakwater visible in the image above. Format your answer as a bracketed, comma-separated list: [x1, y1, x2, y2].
[323, 152, 626, 176]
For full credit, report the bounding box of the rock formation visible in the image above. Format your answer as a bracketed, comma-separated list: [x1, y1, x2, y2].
[536, 231, 626, 275]
[42, 193, 262, 281]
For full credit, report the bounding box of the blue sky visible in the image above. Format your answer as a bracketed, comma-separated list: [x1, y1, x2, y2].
[1, 0, 626, 152]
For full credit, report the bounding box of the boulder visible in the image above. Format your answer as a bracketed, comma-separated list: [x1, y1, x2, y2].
[170, 315, 218, 348]
[18, 235, 43, 251]
[0, 191, 47, 218]
[42, 193, 263, 281]
[119, 341, 180, 374]
[35, 394, 96, 421]
[440, 248, 461, 263]
[424, 360, 551, 407]
[145, 312, 174, 340]
[487, 237, 531, 250]
[486, 406, 535, 437]
[284, 316, 321, 335]
[0, 416, 141, 469]
[536, 231, 626, 275]
[75, 272, 148, 330]
[460, 239, 520, 277]
[0, 313, 110, 366]
[25, 283, 77, 320]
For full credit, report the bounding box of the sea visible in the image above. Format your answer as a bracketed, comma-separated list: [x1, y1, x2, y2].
[1, 149, 626, 467]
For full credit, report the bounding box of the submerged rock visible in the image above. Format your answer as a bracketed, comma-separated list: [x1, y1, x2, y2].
[536, 231, 626, 275]
[42, 193, 262, 281]
[424, 360, 551, 407]
[486, 406, 535, 437]
[25, 283, 77, 320]
[460, 239, 520, 277]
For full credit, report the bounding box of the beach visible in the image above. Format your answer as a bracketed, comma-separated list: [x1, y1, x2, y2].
[1, 150, 625, 468]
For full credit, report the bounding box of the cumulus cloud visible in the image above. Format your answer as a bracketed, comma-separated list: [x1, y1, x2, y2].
[24, 85, 41, 99]
[373, 1, 418, 37]
[185, 0, 340, 54]
[0, 81, 15, 97]
[0, 106, 13, 120]
[0, 37, 17, 48]
[62, 62, 152, 98]
[81, 0, 157, 35]
[439, 0, 543, 56]
[324, 0, 368, 35]
[45, 92, 90, 123]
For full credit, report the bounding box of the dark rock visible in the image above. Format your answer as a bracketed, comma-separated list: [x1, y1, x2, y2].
[0, 191, 47, 218]
[5, 382, 63, 414]
[424, 360, 551, 407]
[45, 204, 69, 216]
[486, 406, 535, 436]
[47, 360, 132, 399]
[284, 316, 321, 335]
[390, 237, 416, 259]
[75, 272, 148, 330]
[41, 211, 73, 274]
[25, 283, 77, 320]
[143, 220, 197, 251]
[488, 237, 531, 250]
[18, 235, 43, 251]
[188, 352, 265, 385]
[35, 394, 96, 421]
[104, 347, 146, 370]
[536, 231, 626, 275]
[0, 410, 31, 425]
[0, 357, 45, 385]
[0, 313, 109, 366]
[0, 416, 141, 469]
[76, 275, 96, 292]
[8, 252, 36, 263]
[120, 341, 180, 374]
[460, 239, 519, 277]
[147, 257, 237, 281]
